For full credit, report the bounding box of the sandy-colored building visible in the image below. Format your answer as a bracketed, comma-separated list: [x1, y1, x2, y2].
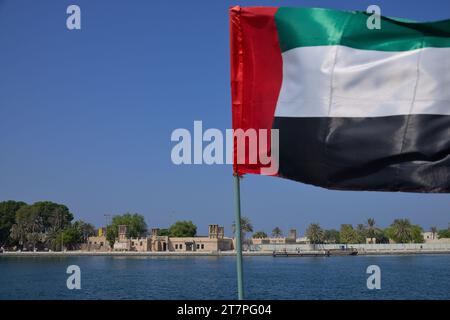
[153, 224, 233, 252]
[149, 229, 169, 251]
[129, 237, 152, 252]
[85, 235, 109, 250]
[422, 231, 450, 244]
[87, 224, 234, 252]
[84, 229, 111, 251]
[113, 225, 131, 251]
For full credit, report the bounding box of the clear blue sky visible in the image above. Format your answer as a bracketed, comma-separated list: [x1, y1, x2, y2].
[1, 0, 449, 236]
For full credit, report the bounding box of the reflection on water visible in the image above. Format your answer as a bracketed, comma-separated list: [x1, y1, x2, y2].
[0, 255, 449, 300]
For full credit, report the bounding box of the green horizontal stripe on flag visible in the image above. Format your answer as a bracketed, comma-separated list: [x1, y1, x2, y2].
[274, 7, 450, 52]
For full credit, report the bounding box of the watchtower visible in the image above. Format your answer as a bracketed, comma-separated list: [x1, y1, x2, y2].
[118, 225, 128, 241]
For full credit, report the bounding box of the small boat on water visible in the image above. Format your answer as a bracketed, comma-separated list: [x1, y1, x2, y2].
[327, 248, 358, 256]
[272, 248, 358, 257]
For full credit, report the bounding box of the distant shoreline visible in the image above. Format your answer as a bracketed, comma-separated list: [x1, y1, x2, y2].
[1, 250, 450, 257]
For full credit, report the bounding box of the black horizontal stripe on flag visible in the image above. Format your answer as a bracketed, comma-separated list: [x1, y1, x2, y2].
[273, 115, 450, 192]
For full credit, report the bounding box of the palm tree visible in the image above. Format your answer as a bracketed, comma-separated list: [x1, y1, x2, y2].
[27, 215, 44, 251]
[430, 226, 438, 240]
[232, 216, 254, 244]
[323, 229, 340, 244]
[356, 224, 366, 232]
[10, 224, 26, 249]
[356, 223, 367, 243]
[367, 218, 376, 238]
[252, 231, 268, 239]
[391, 219, 413, 243]
[10, 213, 44, 250]
[73, 220, 96, 242]
[305, 223, 324, 249]
[272, 227, 282, 238]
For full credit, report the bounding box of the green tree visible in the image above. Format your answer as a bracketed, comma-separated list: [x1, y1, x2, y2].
[31, 201, 73, 232]
[306, 223, 324, 245]
[168, 220, 197, 237]
[56, 220, 95, 250]
[356, 223, 367, 243]
[72, 220, 95, 242]
[106, 225, 116, 246]
[10, 205, 46, 250]
[385, 219, 413, 243]
[438, 229, 450, 239]
[366, 218, 377, 238]
[0, 201, 27, 247]
[375, 230, 390, 244]
[51, 221, 96, 251]
[158, 228, 169, 236]
[340, 224, 360, 244]
[411, 225, 424, 243]
[252, 231, 268, 239]
[11, 201, 74, 249]
[55, 227, 82, 251]
[232, 216, 254, 240]
[9, 224, 26, 248]
[323, 229, 340, 243]
[106, 213, 147, 246]
[271, 227, 282, 238]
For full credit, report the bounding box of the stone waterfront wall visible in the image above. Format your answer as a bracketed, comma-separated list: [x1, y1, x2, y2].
[258, 243, 450, 253]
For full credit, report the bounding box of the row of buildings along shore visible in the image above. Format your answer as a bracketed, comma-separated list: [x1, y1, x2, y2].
[85, 224, 234, 252]
[84, 225, 300, 252]
[84, 225, 450, 253]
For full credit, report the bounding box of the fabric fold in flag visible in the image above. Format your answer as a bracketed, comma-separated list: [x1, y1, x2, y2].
[229, 6, 450, 192]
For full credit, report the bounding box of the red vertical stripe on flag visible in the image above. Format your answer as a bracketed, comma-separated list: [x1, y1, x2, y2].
[229, 6, 283, 176]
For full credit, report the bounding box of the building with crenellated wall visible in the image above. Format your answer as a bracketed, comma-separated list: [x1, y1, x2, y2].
[86, 224, 233, 252]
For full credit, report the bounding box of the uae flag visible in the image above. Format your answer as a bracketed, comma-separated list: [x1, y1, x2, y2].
[230, 6, 450, 193]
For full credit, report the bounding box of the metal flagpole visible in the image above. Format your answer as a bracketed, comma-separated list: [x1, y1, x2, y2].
[233, 173, 244, 300]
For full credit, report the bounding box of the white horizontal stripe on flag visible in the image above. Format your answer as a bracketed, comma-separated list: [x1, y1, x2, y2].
[275, 45, 450, 118]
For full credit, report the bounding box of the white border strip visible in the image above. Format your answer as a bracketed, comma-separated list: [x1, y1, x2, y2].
[275, 45, 450, 117]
